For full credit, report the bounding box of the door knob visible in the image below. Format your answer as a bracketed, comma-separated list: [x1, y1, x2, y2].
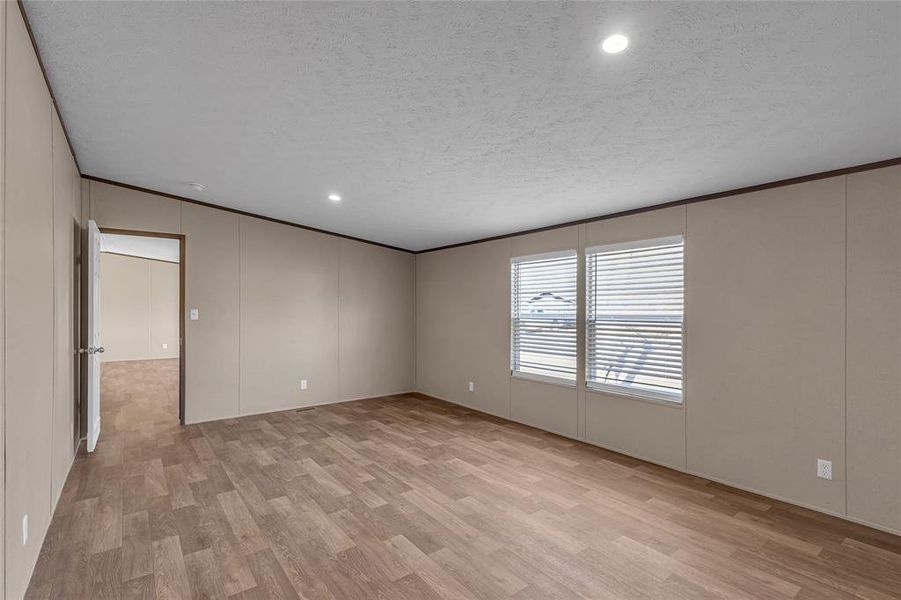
[95, 347, 105, 354]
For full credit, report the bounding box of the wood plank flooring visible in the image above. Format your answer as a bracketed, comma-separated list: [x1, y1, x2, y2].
[26, 359, 901, 599]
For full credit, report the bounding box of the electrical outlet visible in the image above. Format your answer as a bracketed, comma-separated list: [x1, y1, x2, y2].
[301, 379, 308, 391]
[162, 343, 168, 349]
[22, 514, 28, 546]
[468, 381, 474, 392]
[817, 459, 833, 480]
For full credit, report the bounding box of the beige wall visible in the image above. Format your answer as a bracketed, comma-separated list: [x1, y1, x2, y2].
[5, 13, 54, 598]
[415, 165, 901, 534]
[686, 179, 846, 512]
[339, 238, 416, 401]
[510, 226, 581, 438]
[51, 111, 82, 507]
[584, 207, 687, 468]
[181, 203, 239, 422]
[3, 4, 83, 598]
[846, 166, 901, 532]
[99, 253, 179, 362]
[239, 216, 340, 413]
[88, 181, 416, 424]
[415, 239, 511, 418]
[1, 5, 896, 597]
[0, 3, 7, 596]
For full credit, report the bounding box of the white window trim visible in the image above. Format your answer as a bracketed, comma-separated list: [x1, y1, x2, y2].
[510, 249, 577, 264]
[585, 234, 684, 256]
[511, 370, 577, 388]
[586, 381, 684, 405]
[585, 234, 685, 404]
[510, 249, 578, 384]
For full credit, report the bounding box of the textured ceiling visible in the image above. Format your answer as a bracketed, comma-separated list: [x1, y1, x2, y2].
[24, 1, 901, 251]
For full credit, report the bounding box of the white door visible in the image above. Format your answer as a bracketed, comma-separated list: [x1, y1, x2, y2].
[86, 220, 104, 452]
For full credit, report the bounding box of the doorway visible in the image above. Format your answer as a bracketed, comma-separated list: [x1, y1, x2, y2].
[87, 226, 186, 452]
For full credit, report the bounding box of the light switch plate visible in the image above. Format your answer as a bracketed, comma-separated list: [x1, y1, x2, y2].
[190, 308, 199, 321]
[301, 379, 308, 391]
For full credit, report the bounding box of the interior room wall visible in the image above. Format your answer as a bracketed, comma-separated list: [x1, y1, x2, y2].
[415, 238, 512, 419]
[2, 2, 897, 595]
[180, 203, 239, 423]
[415, 164, 901, 535]
[845, 166, 901, 533]
[99, 253, 179, 362]
[239, 215, 340, 414]
[0, 4, 7, 597]
[3, 3, 83, 599]
[88, 180, 416, 424]
[51, 111, 83, 507]
[339, 237, 417, 402]
[583, 207, 687, 468]
[4, 10, 53, 597]
[686, 178, 846, 513]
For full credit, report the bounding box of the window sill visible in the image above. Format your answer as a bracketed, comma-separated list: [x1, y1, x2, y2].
[585, 383, 684, 408]
[511, 371, 577, 389]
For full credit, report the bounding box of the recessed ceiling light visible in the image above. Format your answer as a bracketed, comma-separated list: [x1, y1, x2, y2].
[187, 182, 204, 192]
[601, 34, 629, 54]
[328, 193, 342, 202]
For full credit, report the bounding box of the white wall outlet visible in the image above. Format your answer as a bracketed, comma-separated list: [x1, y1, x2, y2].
[468, 381, 474, 392]
[190, 308, 199, 321]
[22, 514, 28, 546]
[817, 459, 833, 480]
[301, 379, 308, 391]
[162, 343, 168, 349]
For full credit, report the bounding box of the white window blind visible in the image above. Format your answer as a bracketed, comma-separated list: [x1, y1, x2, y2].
[511, 251, 577, 383]
[586, 236, 684, 402]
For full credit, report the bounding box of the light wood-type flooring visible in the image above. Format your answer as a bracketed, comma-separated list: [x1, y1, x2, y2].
[25, 359, 901, 599]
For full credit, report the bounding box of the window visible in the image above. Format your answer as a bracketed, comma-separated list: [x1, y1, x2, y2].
[586, 236, 684, 402]
[511, 251, 578, 383]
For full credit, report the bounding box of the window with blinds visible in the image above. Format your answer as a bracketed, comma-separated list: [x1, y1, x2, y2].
[585, 236, 684, 402]
[511, 251, 578, 383]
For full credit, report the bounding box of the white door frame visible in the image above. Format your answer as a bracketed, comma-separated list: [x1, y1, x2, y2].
[86, 225, 187, 435]
[85, 219, 103, 452]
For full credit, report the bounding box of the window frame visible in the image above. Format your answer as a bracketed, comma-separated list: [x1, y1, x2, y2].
[510, 249, 579, 386]
[584, 235, 685, 404]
